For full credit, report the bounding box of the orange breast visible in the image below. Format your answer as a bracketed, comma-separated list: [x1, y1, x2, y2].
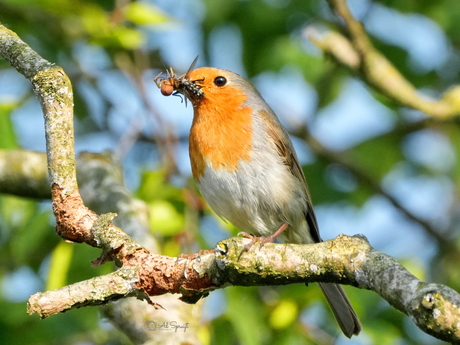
[189, 87, 253, 181]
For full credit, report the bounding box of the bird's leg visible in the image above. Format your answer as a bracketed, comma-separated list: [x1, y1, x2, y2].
[238, 222, 289, 252]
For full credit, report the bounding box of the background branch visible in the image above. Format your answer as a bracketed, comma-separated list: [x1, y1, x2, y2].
[312, 0, 460, 118]
[0, 149, 50, 198]
[297, 127, 450, 248]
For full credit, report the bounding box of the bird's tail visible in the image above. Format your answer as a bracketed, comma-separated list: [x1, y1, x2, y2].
[319, 282, 361, 338]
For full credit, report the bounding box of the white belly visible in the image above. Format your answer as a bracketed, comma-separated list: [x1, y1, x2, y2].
[196, 149, 314, 244]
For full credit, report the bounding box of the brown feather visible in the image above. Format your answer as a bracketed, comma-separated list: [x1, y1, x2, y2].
[259, 109, 321, 243]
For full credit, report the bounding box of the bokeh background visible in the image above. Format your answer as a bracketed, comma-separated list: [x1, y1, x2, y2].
[1, 0, 459, 344]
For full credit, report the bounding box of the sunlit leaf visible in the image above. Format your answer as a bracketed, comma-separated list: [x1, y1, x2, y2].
[46, 241, 74, 290]
[123, 2, 170, 26]
[0, 104, 18, 149]
[149, 200, 184, 236]
[269, 299, 298, 329]
[136, 170, 182, 202]
[113, 26, 144, 50]
[162, 238, 181, 257]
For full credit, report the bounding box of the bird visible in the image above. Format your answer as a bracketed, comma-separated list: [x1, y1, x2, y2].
[156, 63, 361, 338]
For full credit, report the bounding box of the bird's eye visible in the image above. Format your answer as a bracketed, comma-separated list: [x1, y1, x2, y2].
[214, 76, 227, 87]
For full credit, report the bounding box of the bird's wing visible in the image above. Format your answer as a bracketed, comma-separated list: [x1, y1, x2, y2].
[259, 109, 321, 243]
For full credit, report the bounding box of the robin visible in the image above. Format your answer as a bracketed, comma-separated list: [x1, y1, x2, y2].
[155, 62, 361, 338]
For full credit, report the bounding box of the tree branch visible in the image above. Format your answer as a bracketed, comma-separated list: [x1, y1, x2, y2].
[308, 0, 460, 118]
[1, 23, 99, 244]
[27, 234, 460, 343]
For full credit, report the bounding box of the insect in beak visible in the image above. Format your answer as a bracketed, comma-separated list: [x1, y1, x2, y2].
[154, 56, 204, 106]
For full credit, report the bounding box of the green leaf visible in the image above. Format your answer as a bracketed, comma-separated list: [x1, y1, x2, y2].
[10, 209, 55, 268]
[269, 299, 298, 329]
[123, 2, 171, 26]
[148, 200, 184, 236]
[347, 132, 405, 181]
[304, 159, 348, 204]
[445, 125, 460, 187]
[46, 241, 74, 290]
[81, 6, 145, 49]
[113, 26, 145, 50]
[136, 170, 182, 203]
[0, 104, 18, 149]
[225, 287, 267, 345]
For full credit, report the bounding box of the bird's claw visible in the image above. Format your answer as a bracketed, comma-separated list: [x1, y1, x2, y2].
[237, 232, 276, 252]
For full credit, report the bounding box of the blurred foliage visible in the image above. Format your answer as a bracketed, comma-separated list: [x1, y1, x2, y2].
[0, 0, 459, 344]
[0, 105, 18, 149]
